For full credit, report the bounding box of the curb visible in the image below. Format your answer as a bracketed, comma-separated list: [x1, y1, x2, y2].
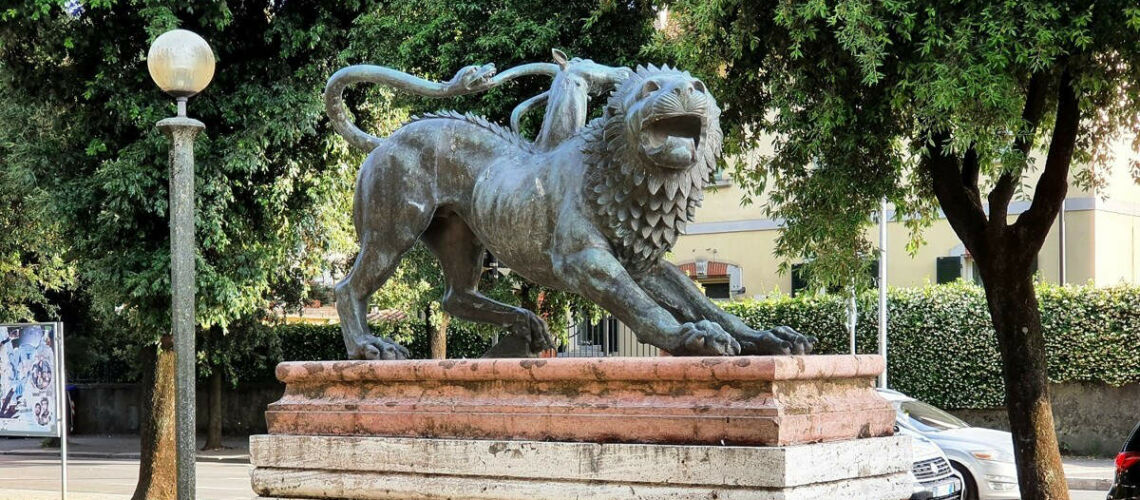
[0, 448, 250, 464]
[1068, 477, 1114, 491]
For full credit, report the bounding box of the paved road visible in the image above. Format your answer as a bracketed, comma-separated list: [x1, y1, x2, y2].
[0, 455, 254, 499]
[1072, 490, 1109, 500]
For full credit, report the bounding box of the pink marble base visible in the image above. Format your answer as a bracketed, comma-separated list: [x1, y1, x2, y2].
[265, 355, 893, 446]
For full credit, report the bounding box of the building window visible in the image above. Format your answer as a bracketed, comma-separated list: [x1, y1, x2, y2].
[936, 256, 962, 284]
[702, 281, 731, 299]
[791, 263, 808, 296]
[938, 249, 1040, 286]
[679, 260, 743, 300]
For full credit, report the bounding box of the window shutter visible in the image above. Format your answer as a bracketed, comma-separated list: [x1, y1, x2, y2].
[728, 265, 743, 295]
[936, 257, 962, 284]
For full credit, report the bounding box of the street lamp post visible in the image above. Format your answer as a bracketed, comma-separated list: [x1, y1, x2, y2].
[147, 28, 215, 500]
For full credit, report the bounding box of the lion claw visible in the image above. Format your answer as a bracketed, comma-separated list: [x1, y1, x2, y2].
[734, 326, 814, 355]
[353, 335, 410, 361]
[674, 320, 740, 356]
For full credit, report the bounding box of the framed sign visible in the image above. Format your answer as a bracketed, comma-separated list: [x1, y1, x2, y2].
[0, 323, 64, 438]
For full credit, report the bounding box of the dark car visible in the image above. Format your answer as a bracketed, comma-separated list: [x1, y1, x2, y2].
[1109, 421, 1140, 500]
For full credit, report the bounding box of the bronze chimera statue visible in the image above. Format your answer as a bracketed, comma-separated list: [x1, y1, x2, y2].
[324, 52, 815, 360]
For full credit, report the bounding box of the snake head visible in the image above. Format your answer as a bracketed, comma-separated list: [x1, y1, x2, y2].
[449, 63, 498, 92]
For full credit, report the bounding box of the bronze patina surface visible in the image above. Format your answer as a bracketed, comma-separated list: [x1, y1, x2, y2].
[324, 55, 816, 359]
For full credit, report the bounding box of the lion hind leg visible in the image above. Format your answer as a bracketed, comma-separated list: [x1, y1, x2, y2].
[335, 231, 418, 360]
[421, 212, 554, 358]
[336, 164, 436, 360]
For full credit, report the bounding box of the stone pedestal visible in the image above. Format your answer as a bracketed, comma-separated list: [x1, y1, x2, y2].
[251, 355, 912, 499]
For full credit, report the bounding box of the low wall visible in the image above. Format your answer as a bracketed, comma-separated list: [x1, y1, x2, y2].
[70, 382, 283, 436]
[950, 382, 1140, 457]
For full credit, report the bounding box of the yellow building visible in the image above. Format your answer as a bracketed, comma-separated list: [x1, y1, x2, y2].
[670, 138, 1140, 298]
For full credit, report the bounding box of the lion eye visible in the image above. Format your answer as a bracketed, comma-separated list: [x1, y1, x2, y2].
[692, 80, 706, 93]
[639, 80, 660, 98]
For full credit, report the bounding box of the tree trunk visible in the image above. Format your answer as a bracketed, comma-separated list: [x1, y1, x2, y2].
[924, 70, 1077, 500]
[428, 306, 450, 359]
[981, 267, 1069, 499]
[202, 368, 224, 450]
[132, 336, 177, 500]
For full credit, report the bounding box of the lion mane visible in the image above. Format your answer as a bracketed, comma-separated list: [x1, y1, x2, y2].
[581, 64, 724, 272]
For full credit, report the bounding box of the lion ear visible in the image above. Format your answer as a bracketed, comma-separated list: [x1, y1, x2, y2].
[552, 49, 569, 69]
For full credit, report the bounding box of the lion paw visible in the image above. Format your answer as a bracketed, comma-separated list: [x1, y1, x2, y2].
[673, 320, 741, 356]
[771, 325, 815, 354]
[734, 326, 815, 355]
[350, 335, 410, 361]
[513, 310, 555, 354]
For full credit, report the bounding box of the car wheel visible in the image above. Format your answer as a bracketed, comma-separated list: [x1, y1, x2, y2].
[950, 462, 979, 500]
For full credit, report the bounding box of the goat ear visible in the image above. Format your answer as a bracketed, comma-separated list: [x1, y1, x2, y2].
[552, 49, 569, 69]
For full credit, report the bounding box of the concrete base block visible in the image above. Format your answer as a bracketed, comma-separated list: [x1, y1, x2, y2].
[249, 434, 912, 499]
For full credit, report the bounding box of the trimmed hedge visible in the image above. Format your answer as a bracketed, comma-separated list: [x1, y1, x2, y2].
[275, 321, 493, 365]
[724, 282, 1140, 409]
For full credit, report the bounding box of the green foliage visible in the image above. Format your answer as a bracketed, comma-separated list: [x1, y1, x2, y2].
[725, 282, 1140, 409]
[0, 0, 650, 377]
[657, 0, 1140, 288]
[73, 319, 493, 384]
[0, 92, 75, 322]
[342, 0, 655, 135]
[236, 321, 493, 382]
[0, 2, 370, 340]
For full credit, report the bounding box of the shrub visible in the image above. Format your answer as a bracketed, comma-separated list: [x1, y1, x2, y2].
[274, 320, 492, 365]
[725, 282, 1140, 409]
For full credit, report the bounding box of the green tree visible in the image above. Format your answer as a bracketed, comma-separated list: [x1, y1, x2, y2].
[0, 2, 365, 497]
[660, 1, 1140, 498]
[0, 89, 74, 322]
[2, 0, 652, 495]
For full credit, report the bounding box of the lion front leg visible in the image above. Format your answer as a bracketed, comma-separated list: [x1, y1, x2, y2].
[635, 260, 816, 355]
[555, 248, 740, 356]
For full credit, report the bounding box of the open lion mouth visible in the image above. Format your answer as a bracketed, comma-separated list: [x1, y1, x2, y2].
[642, 113, 703, 168]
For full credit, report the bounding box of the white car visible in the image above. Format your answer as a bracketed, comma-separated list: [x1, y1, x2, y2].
[898, 426, 964, 499]
[879, 389, 1020, 500]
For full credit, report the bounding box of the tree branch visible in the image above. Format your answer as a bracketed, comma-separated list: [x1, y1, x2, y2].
[925, 131, 988, 254]
[988, 172, 1017, 226]
[1015, 71, 1079, 246]
[989, 73, 1050, 228]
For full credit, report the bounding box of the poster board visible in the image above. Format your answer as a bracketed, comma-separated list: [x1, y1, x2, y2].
[0, 323, 63, 438]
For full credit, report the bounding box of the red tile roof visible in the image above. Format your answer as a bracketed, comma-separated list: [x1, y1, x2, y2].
[678, 261, 730, 278]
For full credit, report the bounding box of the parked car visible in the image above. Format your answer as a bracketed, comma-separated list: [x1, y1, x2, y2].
[1108, 421, 1140, 500]
[899, 426, 964, 499]
[878, 389, 1019, 500]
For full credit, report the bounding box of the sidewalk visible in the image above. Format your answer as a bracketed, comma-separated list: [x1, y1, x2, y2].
[1065, 456, 1117, 491]
[0, 435, 249, 464]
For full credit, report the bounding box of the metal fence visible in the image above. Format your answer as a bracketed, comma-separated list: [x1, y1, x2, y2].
[556, 316, 660, 358]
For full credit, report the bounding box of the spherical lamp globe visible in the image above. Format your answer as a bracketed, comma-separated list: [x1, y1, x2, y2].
[147, 29, 215, 98]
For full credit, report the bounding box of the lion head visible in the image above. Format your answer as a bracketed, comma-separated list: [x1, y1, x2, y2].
[583, 65, 723, 271]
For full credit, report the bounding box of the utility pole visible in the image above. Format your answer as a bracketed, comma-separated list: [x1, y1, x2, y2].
[878, 197, 889, 388]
